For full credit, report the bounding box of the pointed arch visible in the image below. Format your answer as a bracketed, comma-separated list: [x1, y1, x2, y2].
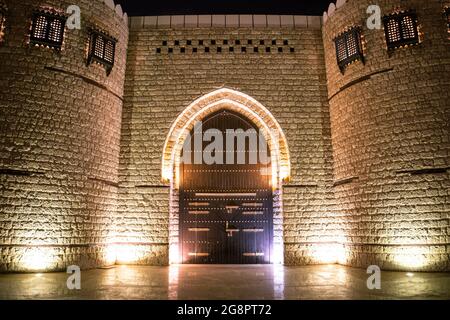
[161, 88, 291, 189]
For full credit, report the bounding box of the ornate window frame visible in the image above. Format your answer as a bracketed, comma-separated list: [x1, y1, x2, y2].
[333, 26, 364, 73]
[383, 10, 419, 51]
[0, 2, 7, 43]
[30, 10, 67, 50]
[87, 28, 117, 75]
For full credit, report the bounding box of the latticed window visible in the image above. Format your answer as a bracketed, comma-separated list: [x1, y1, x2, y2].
[87, 29, 116, 75]
[333, 27, 364, 73]
[0, 3, 6, 43]
[383, 11, 419, 50]
[30, 11, 66, 50]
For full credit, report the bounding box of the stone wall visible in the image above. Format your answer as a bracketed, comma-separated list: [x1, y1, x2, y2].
[323, 0, 450, 271]
[0, 0, 128, 272]
[118, 16, 338, 266]
[1, 0, 448, 273]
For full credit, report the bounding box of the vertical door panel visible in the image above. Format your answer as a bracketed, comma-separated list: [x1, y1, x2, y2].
[180, 110, 273, 264]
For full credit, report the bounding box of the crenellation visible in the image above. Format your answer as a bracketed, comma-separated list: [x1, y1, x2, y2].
[129, 14, 323, 30]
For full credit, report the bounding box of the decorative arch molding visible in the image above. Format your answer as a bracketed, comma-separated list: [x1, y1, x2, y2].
[161, 88, 291, 189]
[162, 88, 290, 265]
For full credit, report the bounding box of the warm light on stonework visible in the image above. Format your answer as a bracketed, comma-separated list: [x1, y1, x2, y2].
[20, 247, 57, 272]
[107, 243, 147, 265]
[105, 245, 117, 265]
[115, 244, 143, 264]
[392, 246, 429, 269]
[106, 234, 149, 265]
[169, 243, 182, 264]
[272, 242, 284, 265]
[311, 243, 347, 264]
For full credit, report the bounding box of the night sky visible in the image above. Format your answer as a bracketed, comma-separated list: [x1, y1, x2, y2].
[115, 0, 331, 16]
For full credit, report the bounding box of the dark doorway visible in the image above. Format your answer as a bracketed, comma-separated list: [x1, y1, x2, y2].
[179, 110, 273, 264]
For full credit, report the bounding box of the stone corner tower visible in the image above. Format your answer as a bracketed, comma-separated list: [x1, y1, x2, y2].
[0, 0, 129, 272]
[322, 0, 450, 271]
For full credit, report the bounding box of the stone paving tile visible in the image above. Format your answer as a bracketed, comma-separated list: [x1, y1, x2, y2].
[0, 264, 449, 300]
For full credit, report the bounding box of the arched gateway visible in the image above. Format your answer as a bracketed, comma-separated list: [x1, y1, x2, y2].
[162, 88, 290, 264]
[180, 110, 273, 263]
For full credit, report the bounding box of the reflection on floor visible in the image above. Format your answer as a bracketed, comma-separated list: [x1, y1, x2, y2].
[0, 264, 449, 300]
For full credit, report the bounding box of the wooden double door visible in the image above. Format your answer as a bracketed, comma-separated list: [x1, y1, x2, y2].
[179, 110, 273, 264]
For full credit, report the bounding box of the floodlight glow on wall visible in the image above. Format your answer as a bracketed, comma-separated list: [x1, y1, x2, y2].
[19, 247, 57, 272]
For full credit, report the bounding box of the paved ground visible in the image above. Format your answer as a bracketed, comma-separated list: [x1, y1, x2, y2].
[0, 264, 449, 300]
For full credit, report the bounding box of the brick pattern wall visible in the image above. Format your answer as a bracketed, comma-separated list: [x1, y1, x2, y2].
[2, 0, 447, 273]
[118, 22, 336, 266]
[323, 0, 450, 271]
[0, 0, 128, 271]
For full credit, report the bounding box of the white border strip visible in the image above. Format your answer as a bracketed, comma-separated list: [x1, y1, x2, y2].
[129, 15, 322, 30]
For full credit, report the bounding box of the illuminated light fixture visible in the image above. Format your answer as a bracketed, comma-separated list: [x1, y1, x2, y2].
[87, 28, 117, 75]
[114, 244, 141, 264]
[333, 26, 364, 73]
[105, 234, 151, 265]
[383, 10, 419, 51]
[311, 243, 347, 264]
[169, 243, 182, 264]
[109, 243, 149, 265]
[392, 246, 429, 270]
[20, 247, 57, 272]
[272, 242, 284, 265]
[30, 9, 66, 50]
[105, 244, 117, 265]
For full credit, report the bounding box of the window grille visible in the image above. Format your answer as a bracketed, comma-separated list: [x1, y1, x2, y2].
[30, 11, 66, 49]
[383, 11, 419, 50]
[0, 3, 6, 43]
[333, 27, 364, 73]
[87, 29, 117, 75]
